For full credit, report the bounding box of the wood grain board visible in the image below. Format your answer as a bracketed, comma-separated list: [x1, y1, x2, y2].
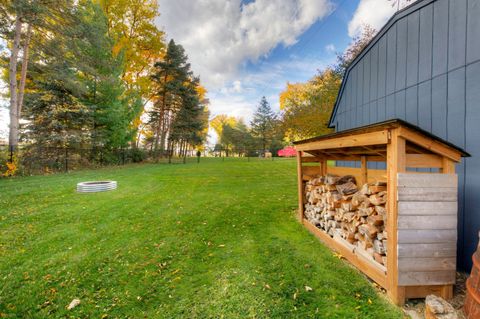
[396, 173, 457, 287]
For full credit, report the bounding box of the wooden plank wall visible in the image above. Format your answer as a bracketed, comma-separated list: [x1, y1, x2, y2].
[397, 173, 458, 286]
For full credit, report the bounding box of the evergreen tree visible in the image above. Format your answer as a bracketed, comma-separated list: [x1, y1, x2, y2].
[149, 39, 192, 156]
[250, 96, 278, 153]
[22, 1, 134, 150]
[169, 77, 207, 155]
[75, 1, 137, 149]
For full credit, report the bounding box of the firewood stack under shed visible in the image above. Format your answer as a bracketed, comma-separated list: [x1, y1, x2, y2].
[304, 174, 388, 266]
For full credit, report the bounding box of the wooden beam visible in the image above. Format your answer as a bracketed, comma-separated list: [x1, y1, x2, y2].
[398, 127, 462, 162]
[441, 157, 456, 174]
[320, 159, 327, 176]
[303, 151, 386, 162]
[386, 129, 406, 305]
[405, 285, 453, 300]
[301, 156, 324, 163]
[406, 154, 443, 168]
[360, 156, 368, 185]
[295, 130, 390, 152]
[296, 151, 304, 222]
[327, 166, 387, 184]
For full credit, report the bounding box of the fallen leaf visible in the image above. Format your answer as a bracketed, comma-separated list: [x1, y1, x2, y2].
[66, 298, 80, 310]
[305, 286, 313, 292]
[265, 284, 271, 289]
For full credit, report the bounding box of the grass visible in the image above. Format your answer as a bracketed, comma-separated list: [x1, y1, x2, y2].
[0, 158, 402, 318]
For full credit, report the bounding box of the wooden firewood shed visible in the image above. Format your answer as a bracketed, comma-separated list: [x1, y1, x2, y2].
[293, 119, 470, 306]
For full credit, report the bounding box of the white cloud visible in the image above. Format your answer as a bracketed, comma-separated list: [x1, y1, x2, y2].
[325, 43, 336, 54]
[348, 0, 397, 38]
[156, 0, 334, 88]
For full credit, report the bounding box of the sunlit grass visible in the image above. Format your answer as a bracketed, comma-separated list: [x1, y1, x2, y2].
[0, 158, 401, 318]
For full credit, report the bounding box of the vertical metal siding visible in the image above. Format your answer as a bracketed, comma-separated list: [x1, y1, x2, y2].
[432, 0, 448, 77]
[467, 0, 480, 63]
[331, 0, 480, 271]
[407, 11, 420, 87]
[465, 60, 480, 271]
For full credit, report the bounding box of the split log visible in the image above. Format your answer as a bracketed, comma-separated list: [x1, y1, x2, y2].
[302, 174, 388, 267]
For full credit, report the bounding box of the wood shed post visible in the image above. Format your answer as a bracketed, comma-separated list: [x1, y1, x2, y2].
[296, 151, 304, 222]
[386, 128, 406, 305]
[360, 156, 368, 185]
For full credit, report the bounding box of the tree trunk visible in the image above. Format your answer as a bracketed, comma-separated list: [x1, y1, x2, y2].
[8, 15, 23, 155]
[16, 23, 32, 132]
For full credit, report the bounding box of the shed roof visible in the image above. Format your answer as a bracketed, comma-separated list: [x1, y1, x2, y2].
[294, 119, 470, 161]
[328, 0, 434, 128]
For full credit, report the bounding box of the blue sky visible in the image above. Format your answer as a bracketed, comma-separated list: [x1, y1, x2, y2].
[155, 0, 401, 144]
[0, 0, 405, 141]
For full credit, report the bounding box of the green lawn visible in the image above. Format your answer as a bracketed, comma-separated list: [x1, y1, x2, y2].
[0, 158, 402, 318]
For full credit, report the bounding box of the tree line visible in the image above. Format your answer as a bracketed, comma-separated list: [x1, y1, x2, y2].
[1, 0, 208, 166]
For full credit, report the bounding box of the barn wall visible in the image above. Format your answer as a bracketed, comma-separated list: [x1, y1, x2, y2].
[331, 0, 480, 271]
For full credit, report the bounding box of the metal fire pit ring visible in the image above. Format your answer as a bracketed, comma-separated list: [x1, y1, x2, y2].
[77, 181, 117, 193]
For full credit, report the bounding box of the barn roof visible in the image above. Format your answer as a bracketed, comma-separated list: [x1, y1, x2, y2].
[328, 0, 434, 128]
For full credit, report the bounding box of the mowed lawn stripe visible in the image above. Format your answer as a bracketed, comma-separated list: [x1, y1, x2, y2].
[0, 159, 402, 318]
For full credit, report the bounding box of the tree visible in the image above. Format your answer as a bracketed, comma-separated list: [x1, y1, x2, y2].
[280, 68, 341, 141]
[1, 0, 68, 155]
[169, 77, 208, 157]
[210, 115, 239, 156]
[98, 0, 165, 142]
[21, 1, 133, 150]
[250, 96, 278, 153]
[335, 25, 376, 75]
[149, 39, 190, 156]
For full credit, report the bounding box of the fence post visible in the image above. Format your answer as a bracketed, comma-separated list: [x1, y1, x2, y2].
[65, 147, 69, 173]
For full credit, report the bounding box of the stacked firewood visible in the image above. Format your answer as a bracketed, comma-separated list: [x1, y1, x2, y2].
[304, 174, 388, 266]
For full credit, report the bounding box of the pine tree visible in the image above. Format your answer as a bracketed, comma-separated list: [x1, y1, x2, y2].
[149, 39, 192, 156]
[250, 96, 277, 153]
[22, 1, 134, 150]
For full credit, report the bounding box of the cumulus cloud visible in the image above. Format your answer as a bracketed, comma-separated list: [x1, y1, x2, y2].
[348, 0, 397, 38]
[156, 0, 334, 88]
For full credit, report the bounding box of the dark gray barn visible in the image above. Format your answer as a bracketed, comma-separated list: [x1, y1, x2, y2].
[329, 0, 480, 271]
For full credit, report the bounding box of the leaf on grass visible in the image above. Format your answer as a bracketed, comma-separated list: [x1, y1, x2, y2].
[67, 298, 80, 310]
[264, 284, 271, 289]
[333, 253, 343, 259]
[218, 244, 225, 247]
[368, 298, 372, 305]
[305, 286, 313, 292]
